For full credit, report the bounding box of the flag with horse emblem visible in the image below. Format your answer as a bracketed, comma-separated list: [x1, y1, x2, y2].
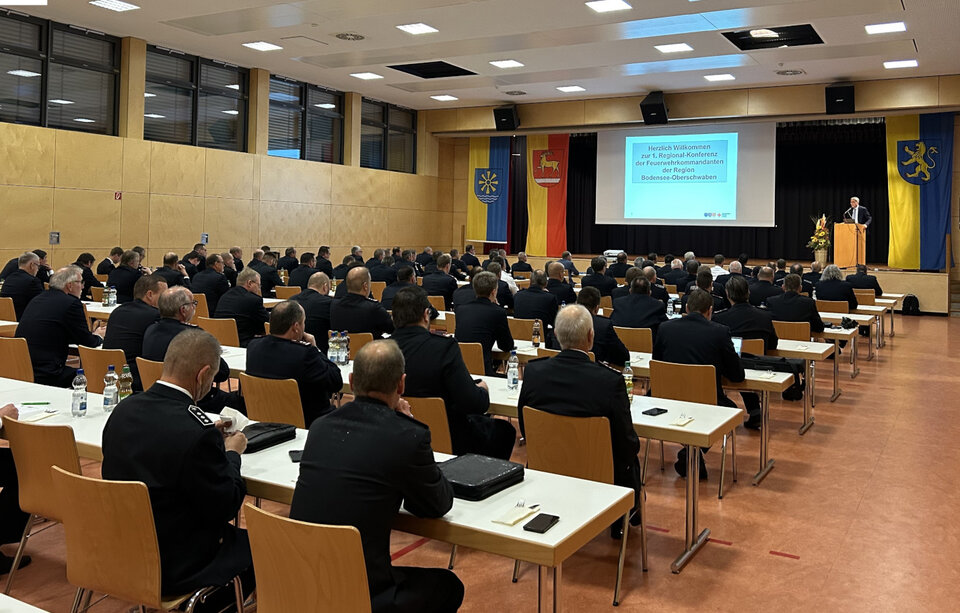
[467, 136, 510, 244]
[526, 134, 570, 256]
[886, 113, 954, 269]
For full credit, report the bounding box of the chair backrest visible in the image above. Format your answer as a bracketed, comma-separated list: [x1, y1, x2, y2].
[370, 281, 386, 302]
[512, 271, 531, 280]
[773, 320, 811, 341]
[416, 276, 423, 286]
[78, 345, 127, 394]
[0, 337, 33, 382]
[426, 295, 446, 312]
[51, 467, 165, 608]
[853, 289, 876, 306]
[665, 284, 677, 294]
[274, 286, 300, 299]
[600, 295, 613, 310]
[197, 316, 240, 347]
[405, 397, 453, 454]
[244, 504, 371, 613]
[740, 338, 765, 356]
[89, 287, 104, 304]
[816, 299, 849, 314]
[3, 417, 81, 519]
[508, 317, 539, 341]
[264, 322, 271, 335]
[192, 293, 209, 319]
[514, 279, 530, 290]
[95, 274, 109, 283]
[523, 407, 614, 484]
[614, 326, 653, 354]
[238, 373, 305, 428]
[614, 277, 626, 286]
[458, 342, 485, 376]
[0, 297, 16, 322]
[347, 332, 373, 360]
[649, 360, 716, 404]
[445, 311, 456, 334]
[135, 357, 164, 390]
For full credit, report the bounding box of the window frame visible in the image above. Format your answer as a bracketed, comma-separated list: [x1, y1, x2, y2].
[267, 74, 344, 164]
[360, 98, 417, 173]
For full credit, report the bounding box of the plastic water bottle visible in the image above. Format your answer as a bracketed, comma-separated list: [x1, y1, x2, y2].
[623, 361, 634, 400]
[506, 350, 520, 391]
[71, 369, 88, 417]
[118, 364, 133, 401]
[327, 331, 339, 362]
[340, 331, 350, 365]
[531, 320, 541, 348]
[109, 286, 117, 305]
[667, 298, 675, 314]
[101, 288, 109, 306]
[102, 365, 119, 413]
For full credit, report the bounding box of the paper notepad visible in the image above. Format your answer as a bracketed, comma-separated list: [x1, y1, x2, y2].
[671, 416, 694, 427]
[796, 344, 809, 350]
[14, 404, 59, 422]
[492, 503, 540, 527]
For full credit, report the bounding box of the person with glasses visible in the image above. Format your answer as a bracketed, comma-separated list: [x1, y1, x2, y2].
[0, 252, 44, 319]
[214, 268, 270, 347]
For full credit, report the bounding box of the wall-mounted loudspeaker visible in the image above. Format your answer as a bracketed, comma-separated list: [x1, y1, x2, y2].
[493, 105, 520, 131]
[640, 91, 668, 125]
[825, 84, 855, 114]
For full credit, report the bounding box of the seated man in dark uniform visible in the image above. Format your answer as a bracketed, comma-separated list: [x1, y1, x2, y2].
[767, 274, 824, 334]
[107, 250, 144, 304]
[220, 252, 238, 288]
[155, 252, 192, 289]
[392, 286, 515, 460]
[315, 246, 334, 278]
[486, 261, 514, 310]
[447, 249, 468, 280]
[680, 267, 729, 314]
[545, 262, 576, 305]
[257, 252, 285, 297]
[513, 270, 559, 331]
[192, 254, 231, 314]
[653, 289, 745, 478]
[460, 244, 481, 270]
[774, 259, 788, 282]
[511, 252, 533, 274]
[611, 266, 642, 301]
[451, 267, 478, 311]
[606, 252, 631, 279]
[518, 304, 641, 539]
[715, 261, 745, 289]
[816, 264, 859, 310]
[748, 266, 784, 307]
[102, 274, 167, 391]
[0, 252, 44, 319]
[97, 246, 123, 275]
[675, 259, 699, 293]
[332, 254, 355, 280]
[365, 248, 386, 270]
[289, 340, 463, 613]
[610, 276, 668, 339]
[246, 249, 265, 272]
[803, 261, 823, 288]
[415, 246, 434, 268]
[581, 256, 618, 297]
[291, 272, 334, 354]
[178, 251, 202, 279]
[845, 264, 884, 296]
[214, 268, 269, 347]
[72, 252, 103, 301]
[381, 266, 417, 310]
[334, 261, 367, 298]
[102, 329, 254, 610]
[330, 266, 394, 338]
[644, 266, 670, 306]
[454, 271, 514, 376]
[775, 263, 814, 295]
[277, 247, 299, 275]
[245, 301, 342, 426]
[229, 246, 244, 273]
[420, 254, 458, 310]
[16, 266, 105, 387]
[370, 253, 398, 285]
[576, 287, 629, 366]
[288, 252, 318, 290]
[662, 258, 686, 288]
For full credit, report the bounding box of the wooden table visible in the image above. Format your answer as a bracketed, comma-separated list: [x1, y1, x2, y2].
[0, 594, 50, 612]
[818, 327, 860, 379]
[820, 313, 877, 360]
[767, 339, 835, 434]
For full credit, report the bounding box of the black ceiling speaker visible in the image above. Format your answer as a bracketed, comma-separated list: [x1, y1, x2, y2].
[640, 91, 668, 124]
[493, 105, 520, 131]
[825, 84, 855, 114]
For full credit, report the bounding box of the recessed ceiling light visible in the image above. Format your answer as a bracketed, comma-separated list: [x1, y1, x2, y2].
[144, 113, 165, 119]
[6, 70, 41, 78]
[143, 92, 156, 97]
[749, 29, 779, 38]
[489, 60, 524, 69]
[350, 72, 383, 80]
[585, 0, 632, 13]
[396, 23, 438, 35]
[884, 59, 918, 69]
[48, 99, 74, 105]
[89, 0, 139, 12]
[655, 43, 693, 53]
[557, 85, 585, 93]
[242, 41, 283, 52]
[225, 84, 240, 90]
[221, 110, 239, 115]
[431, 95, 458, 102]
[73, 118, 95, 123]
[704, 74, 735, 81]
[866, 22, 906, 35]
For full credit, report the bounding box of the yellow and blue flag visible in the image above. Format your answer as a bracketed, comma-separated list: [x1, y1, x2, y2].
[886, 113, 954, 269]
[467, 136, 510, 244]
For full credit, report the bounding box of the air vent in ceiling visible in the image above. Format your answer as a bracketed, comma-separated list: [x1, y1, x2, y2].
[387, 61, 476, 79]
[334, 32, 365, 41]
[775, 69, 806, 76]
[723, 24, 823, 51]
[504, 90, 527, 96]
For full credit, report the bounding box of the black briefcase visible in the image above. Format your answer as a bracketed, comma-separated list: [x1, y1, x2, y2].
[242, 422, 296, 453]
[439, 454, 525, 501]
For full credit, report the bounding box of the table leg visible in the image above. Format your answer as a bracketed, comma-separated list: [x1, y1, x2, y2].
[538, 565, 547, 613]
[830, 340, 841, 402]
[671, 444, 710, 573]
[810, 358, 816, 408]
[799, 360, 814, 435]
[889, 307, 895, 337]
[865, 321, 875, 361]
[554, 564, 561, 613]
[878, 314, 885, 348]
[850, 331, 860, 378]
[753, 390, 775, 485]
[614, 513, 629, 606]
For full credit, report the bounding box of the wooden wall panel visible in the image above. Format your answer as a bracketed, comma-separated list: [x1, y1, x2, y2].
[149, 142, 205, 196]
[748, 85, 824, 116]
[148, 194, 204, 248]
[121, 138, 151, 193]
[584, 97, 644, 125]
[260, 155, 331, 204]
[853, 77, 941, 112]
[453, 178, 468, 213]
[941, 76, 960, 106]
[330, 204, 386, 247]
[458, 107, 496, 131]
[426, 109, 458, 133]
[54, 131, 123, 191]
[437, 178, 453, 212]
[389, 174, 438, 210]
[519, 101, 584, 129]
[258, 201, 331, 248]
[203, 198, 257, 252]
[205, 149, 256, 200]
[54, 190, 121, 249]
[119, 193, 150, 249]
[0, 124, 55, 187]
[330, 165, 389, 207]
[0, 186, 54, 247]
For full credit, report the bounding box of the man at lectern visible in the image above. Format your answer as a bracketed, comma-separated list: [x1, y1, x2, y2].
[843, 196, 872, 227]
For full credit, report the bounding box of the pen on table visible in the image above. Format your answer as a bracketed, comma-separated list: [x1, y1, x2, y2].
[20, 402, 50, 406]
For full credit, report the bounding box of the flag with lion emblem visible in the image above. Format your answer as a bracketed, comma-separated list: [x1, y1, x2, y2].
[886, 113, 954, 269]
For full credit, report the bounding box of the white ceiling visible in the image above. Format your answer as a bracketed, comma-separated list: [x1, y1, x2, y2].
[16, 0, 960, 111]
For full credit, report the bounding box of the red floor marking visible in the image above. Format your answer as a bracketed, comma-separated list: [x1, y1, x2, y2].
[769, 550, 800, 560]
[391, 537, 431, 561]
[646, 525, 670, 533]
[708, 538, 733, 546]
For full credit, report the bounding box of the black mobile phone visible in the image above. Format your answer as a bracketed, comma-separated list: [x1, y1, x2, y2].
[642, 407, 668, 416]
[288, 449, 303, 463]
[523, 513, 560, 534]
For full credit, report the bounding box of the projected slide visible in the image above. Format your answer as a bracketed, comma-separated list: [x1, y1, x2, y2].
[624, 133, 738, 220]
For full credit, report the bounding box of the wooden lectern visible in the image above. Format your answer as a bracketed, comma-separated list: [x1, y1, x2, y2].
[834, 222, 866, 268]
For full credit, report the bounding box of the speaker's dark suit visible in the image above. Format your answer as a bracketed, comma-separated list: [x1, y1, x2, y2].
[421, 273, 458, 310]
[288, 265, 318, 290]
[392, 326, 515, 459]
[107, 265, 141, 304]
[102, 383, 251, 595]
[581, 272, 618, 297]
[747, 281, 783, 307]
[845, 273, 883, 296]
[213, 287, 268, 347]
[290, 288, 333, 353]
[74, 263, 104, 300]
[513, 287, 559, 328]
[766, 291, 824, 334]
[16, 289, 103, 387]
[454, 297, 513, 375]
[0, 270, 43, 319]
[245, 335, 342, 426]
[815, 279, 858, 310]
[653, 312, 744, 405]
[289, 397, 462, 613]
[154, 266, 190, 289]
[591, 314, 629, 365]
[96, 258, 116, 275]
[102, 299, 159, 391]
[845, 205, 872, 226]
[330, 292, 394, 338]
[191, 269, 230, 314]
[546, 278, 576, 305]
[610, 294, 668, 338]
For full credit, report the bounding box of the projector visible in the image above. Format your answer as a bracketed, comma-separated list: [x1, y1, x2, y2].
[603, 249, 624, 264]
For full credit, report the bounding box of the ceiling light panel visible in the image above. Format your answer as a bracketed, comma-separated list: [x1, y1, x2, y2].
[655, 43, 693, 53]
[490, 60, 524, 69]
[396, 23, 438, 35]
[350, 72, 383, 80]
[585, 0, 632, 13]
[89, 0, 139, 11]
[7, 70, 40, 77]
[242, 41, 283, 51]
[866, 22, 906, 35]
[431, 95, 458, 101]
[557, 85, 585, 92]
[704, 73, 735, 81]
[884, 59, 917, 69]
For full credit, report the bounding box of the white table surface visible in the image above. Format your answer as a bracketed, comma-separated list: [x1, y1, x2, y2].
[820, 312, 875, 324]
[0, 593, 51, 613]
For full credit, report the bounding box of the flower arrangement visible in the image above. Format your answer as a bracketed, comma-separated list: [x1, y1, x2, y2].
[806, 214, 831, 250]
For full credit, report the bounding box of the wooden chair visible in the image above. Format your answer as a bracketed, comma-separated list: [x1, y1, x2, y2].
[405, 397, 453, 454]
[274, 286, 300, 299]
[244, 504, 371, 613]
[614, 277, 626, 286]
[508, 317, 539, 341]
[816, 299, 849, 314]
[512, 271, 531, 280]
[416, 276, 423, 286]
[370, 281, 386, 302]
[649, 360, 737, 499]
[264, 322, 271, 335]
[0, 297, 15, 322]
[197, 316, 240, 347]
[427, 295, 446, 312]
[77, 346, 127, 394]
[614, 326, 653, 354]
[458, 342, 485, 376]
[600, 295, 613, 310]
[347, 332, 373, 360]
[135, 357, 164, 390]
[94, 274, 109, 283]
[444, 311, 456, 334]
[2, 417, 82, 594]
[853, 289, 876, 306]
[192, 293, 210, 319]
[0, 338, 33, 382]
[239, 373, 305, 428]
[514, 279, 530, 290]
[89, 287, 104, 304]
[665, 284, 677, 294]
[773, 320, 811, 342]
[740, 338, 765, 356]
[51, 467, 245, 613]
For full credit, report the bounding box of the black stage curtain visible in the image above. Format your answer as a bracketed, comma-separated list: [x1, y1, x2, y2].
[508, 135, 528, 254]
[565, 122, 890, 263]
